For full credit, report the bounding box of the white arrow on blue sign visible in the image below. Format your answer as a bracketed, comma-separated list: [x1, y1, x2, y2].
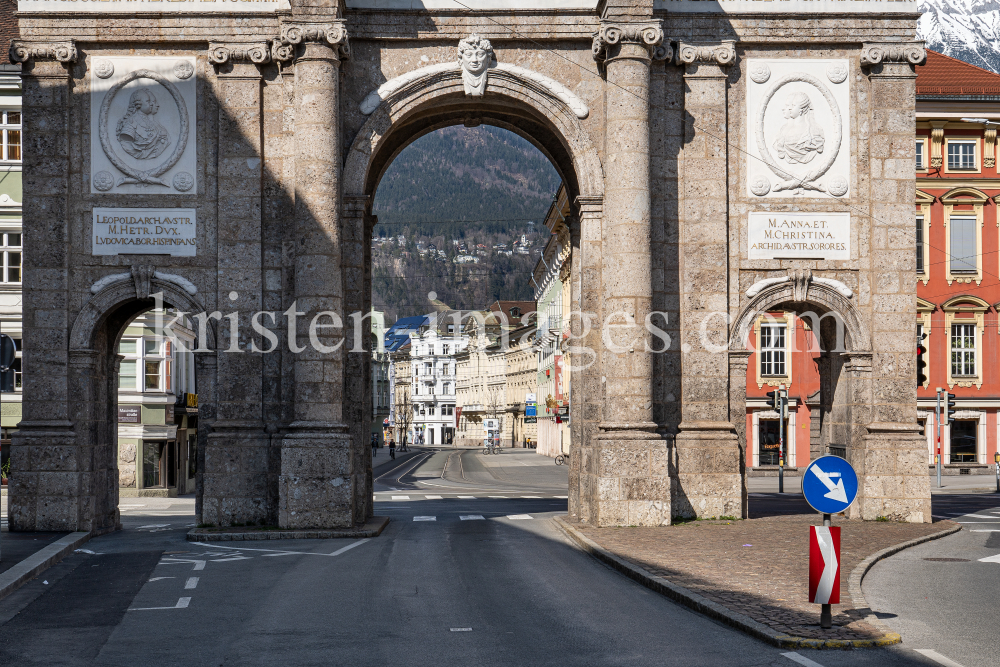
[802, 455, 859, 515]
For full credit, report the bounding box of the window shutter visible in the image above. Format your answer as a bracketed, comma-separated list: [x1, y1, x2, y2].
[950, 217, 977, 273]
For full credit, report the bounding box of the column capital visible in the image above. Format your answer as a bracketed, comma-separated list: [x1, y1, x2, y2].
[278, 21, 350, 61]
[9, 40, 77, 64]
[674, 41, 736, 68]
[574, 194, 604, 216]
[592, 20, 671, 65]
[343, 194, 369, 219]
[208, 42, 272, 66]
[860, 42, 926, 67]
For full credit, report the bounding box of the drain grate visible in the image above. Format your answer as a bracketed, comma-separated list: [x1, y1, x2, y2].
[923, 557, 970, 562]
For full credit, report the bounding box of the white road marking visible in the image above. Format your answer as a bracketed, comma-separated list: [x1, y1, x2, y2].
[148, 577, 174, 582]
[159, 558, 206, 571]
[328, 539, 370, 556]
[977, 553, 1000, 563]
[521, 496, 541, 499]
[413, 516, 436, 521]
[781, 652, 825, 667]
[507, 514, 533, 520]
[211, 556, 253, 563]
[137, 524, 171, 529]
[460, 515, 485, 521]
[119, 504, 147, 508]
[970, 529, 1000, 532]
[959, 514, 1000, 519]
[425, 495, 443, 499]
[458, 495, 477, 499]
[130, 597, 192, 611]
[185, 577, 199, 590]
[391, 496, 410, 500]
[913, 649, 968, 667]
[957, 521, 1000, 524]
[74, 548, 102, 555]
[554, 496, 568, 499]
[450, 628, 473, 632]
[488, 496, 507, 499]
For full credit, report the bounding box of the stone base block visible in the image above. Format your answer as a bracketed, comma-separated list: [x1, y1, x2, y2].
[201, 425, 271, 528]
[581, 432, 671, 527]
[278, 426, 356, 530]
[850, 425, 931, 523]
[673, 422, 744, 520]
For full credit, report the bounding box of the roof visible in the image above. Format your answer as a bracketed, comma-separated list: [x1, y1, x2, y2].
[488, 300, 537, 326]
[917, 50, 1000, 97]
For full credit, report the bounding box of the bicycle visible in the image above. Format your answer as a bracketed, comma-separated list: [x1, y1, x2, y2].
[555, 452, 569, 466]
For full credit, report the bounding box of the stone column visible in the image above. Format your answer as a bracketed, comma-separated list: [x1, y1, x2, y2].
[8, 42, 80, 531]
[587, 23, 671, 527]
[194, 351, 217, 524]
[201, 43, 271, 527]
[853, 43, 930, 523]
[673, 41, 743, 520]
[728, 350, 751, 518]
[278, 23, 357, 529]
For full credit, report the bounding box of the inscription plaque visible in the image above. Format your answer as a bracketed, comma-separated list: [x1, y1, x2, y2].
[747, 212, 850, 260]
[93, 208, 197, 256]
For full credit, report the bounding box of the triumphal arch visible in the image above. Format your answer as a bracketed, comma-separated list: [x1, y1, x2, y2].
[9, 0, 930, 532]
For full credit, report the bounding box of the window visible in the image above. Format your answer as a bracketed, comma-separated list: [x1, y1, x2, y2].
[428, 406, 435, 416]
[142, 441, 162, 487]
[949, 216, 977, 273]
[916, 139, 925, 170]
[915, 215, 924, 274]
[950, 420, 977, 463]
[443, 345, 449, 355]
[759, 325, 786, 377]
[951, 323, 976, 377]
[0, 233, 20, 284]
[0, 110, 20, 162]
[947, 140, 976, 170]
[119, 360, 137, 389]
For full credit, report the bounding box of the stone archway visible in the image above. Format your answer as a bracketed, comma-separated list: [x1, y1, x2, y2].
[340, 58, 607, 524]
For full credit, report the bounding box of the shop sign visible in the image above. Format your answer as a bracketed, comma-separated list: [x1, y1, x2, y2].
[525, 393, 537, 403]
[524, 417, 537, 424]
[526, 403, 536, 416]
[118, 405, 140, 423]
[558, 405, 569, 416]
[186, 393, 198, 408]
[483, 418, 499, 431]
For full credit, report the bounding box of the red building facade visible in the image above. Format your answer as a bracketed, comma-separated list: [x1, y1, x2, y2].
[745, 51, 1000, 475]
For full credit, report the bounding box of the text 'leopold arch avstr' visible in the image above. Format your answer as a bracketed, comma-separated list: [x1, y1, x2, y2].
[9, 0, 929, 533]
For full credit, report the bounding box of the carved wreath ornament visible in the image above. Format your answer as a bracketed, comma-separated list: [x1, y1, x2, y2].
[98, 69, 190, 188]
[755, 72, 844, 196]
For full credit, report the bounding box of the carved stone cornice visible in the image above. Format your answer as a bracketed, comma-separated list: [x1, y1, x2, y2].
[208, 42, 272, 66]
[860, 42, 926, 67]
[675, 41, 736, 68]
[9, 40, 77, 64]
[278, 22, 350, 60]
[592, 21, 670, 64]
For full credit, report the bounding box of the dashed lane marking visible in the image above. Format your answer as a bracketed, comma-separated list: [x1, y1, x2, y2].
[506, 515, 533, 520]
[913, 649, 967, 667]
[781, 652, 825, 667]
[425, 495, 443, 499]
[460, 515, 485, 521]
[450, 628, 473, 632]
[130, 597, 192, 611]
[554, 496, 568, 499]
[488, 496, 507, 499]
[185, 577, 199, 590]
[457, 495, 477, 499]
[391, 496, 411, 500]
[413, 516, 437, 522]
[520, 496, 542, 499]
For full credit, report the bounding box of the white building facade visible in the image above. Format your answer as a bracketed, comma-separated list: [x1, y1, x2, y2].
[410, 324, 468, 446]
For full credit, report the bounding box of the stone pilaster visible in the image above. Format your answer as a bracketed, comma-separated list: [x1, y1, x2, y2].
[674, 41, 743, 520]
[853, 43, 931, 523]
[278, 22, 357, 529]
[586, 22, 671, 527]
[728, 350, 751, 518]
[201, 48, 271, 527]
[9, 43, 80, 531]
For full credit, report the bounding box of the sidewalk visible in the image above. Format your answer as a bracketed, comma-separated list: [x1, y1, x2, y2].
[557, 511, 959, 648]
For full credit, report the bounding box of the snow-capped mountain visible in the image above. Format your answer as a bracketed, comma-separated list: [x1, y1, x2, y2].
[918, 0, 1000, 73]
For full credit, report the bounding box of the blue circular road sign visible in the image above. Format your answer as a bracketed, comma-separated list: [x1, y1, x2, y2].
[802, 455, 859, 515]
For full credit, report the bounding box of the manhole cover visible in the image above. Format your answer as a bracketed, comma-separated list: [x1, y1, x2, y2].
[923, 558, 970, 562]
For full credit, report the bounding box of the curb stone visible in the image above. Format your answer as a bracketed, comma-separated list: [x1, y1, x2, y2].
[0, 531, 92, 602]
[186, 516, 390, 541]
[553, 516, 960, 649]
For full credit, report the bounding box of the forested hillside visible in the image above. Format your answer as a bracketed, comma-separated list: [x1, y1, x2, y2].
[370, 125, 561, 322]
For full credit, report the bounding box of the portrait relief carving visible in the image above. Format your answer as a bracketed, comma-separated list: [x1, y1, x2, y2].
[457, 34, 496, 97]
[90, 56, 197, 195]
[746, 59, 850, 199]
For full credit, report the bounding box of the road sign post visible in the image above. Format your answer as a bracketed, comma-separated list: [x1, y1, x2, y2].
[802, 455, 858, 630]
[935, 388, 942, 489]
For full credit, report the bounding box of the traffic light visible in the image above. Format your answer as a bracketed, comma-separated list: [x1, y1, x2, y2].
[947, 393, 958, 424]
[916, 343, 927, 387]
[766, 391, 778, 411]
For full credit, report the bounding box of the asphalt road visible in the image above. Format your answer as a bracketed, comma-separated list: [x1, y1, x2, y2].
[0, 448, 982, 666]
[865, 494, 1000, 667]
